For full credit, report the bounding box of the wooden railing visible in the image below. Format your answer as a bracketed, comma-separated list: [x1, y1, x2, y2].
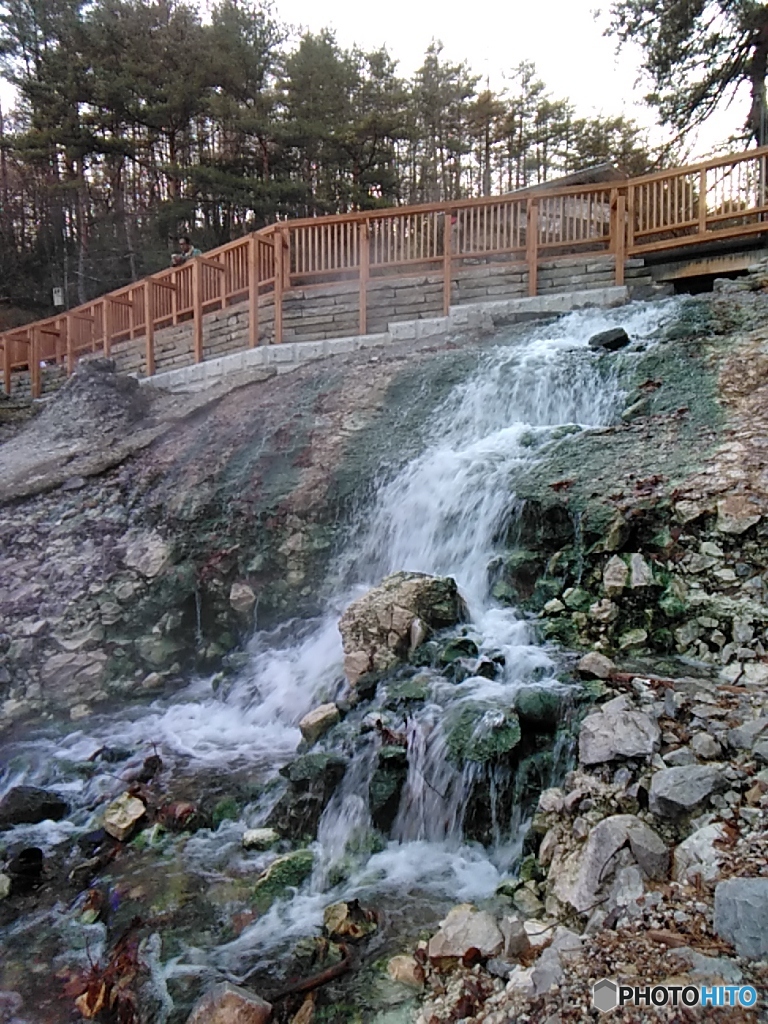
[3, 144, 768, 397]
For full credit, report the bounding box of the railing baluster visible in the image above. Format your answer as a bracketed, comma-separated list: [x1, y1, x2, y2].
[527, 200, 538, 297]
[359, 220, 369, 335]
[144, 281, 155, 376]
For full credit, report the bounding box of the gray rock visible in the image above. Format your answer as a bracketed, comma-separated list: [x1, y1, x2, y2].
[690, 732, 721, 760]
[649, 764, 728, 820]
[339, 571, 466, 685]
[531, 946, 564, 995]
[663, 747, 697, 767]
[486, 958, 514, 979]
[588, 327, 630, 352]
[624, 818, 670, 879]
[0, 786, 69, 828]
[579, 695, 660, 765]
[714, 878, 768, 959]
[728, 717, 768, 750]
[500, 915, 531, 958]
[667, 947, 742, 984]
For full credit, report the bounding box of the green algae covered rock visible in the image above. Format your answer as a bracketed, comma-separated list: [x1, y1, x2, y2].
[446, 704, 521, 766]
[252, 850, 314, 912]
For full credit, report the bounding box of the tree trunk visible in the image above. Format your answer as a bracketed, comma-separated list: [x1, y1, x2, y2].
[748, 10, 768, 145]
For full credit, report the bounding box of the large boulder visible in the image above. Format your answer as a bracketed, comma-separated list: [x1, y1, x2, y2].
[550, 814, 668, 914]
[578, 695, 660, 765]
[714, 878, 768, 959]
[185, 982, 272, 1024]
[0, 786, 68, 828]
[649, 764, 728, 820]
[339, 571, 467, 685]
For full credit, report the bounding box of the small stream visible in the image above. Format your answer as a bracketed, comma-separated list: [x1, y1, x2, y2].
[0, 299, 677, 1022]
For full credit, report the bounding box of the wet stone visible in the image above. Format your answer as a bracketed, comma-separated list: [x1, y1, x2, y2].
[0, 785, 69, 828]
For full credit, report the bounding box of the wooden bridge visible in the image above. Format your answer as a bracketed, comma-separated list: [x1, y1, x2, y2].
[3, 144, 768, 398]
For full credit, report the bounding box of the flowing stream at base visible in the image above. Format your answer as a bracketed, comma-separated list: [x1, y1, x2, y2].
[0, 299, 677, 1016]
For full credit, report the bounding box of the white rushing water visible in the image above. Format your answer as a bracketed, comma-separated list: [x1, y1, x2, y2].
[0, 298, 678, 992]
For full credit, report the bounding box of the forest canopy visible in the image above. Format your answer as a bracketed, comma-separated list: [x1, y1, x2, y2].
[0, 0, 656, 314]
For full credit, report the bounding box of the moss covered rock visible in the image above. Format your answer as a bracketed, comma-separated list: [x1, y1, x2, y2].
[252, 850, 314, 912]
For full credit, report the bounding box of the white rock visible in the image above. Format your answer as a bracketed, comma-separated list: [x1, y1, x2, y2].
[537, 787, 564, 813]
[103, 793, 146, 841]
[387, 955, 424, 988]
[298, 703, 340, 744]
[629, 553, 653, 588]
[427, 903, 503, 959]
[0, 873, 10, 899]
[603, 555, 628, 597]
[229, 582, 257, 615]
[505, 965, 535, 996]
[672, 823, 725, 884]
[123, 531, 171, 578]
[715, 496, 761, 535]
[576, 651, 615, 680]
[242, 828, 280, 851]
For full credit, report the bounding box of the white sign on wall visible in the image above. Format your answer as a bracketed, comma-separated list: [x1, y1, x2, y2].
[52, 287, 64, 307]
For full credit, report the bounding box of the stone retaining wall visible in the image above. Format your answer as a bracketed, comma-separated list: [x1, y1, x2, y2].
[2, 255, 658, 392]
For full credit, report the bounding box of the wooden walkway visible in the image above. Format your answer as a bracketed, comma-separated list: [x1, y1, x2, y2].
[3, 144, 768, 397]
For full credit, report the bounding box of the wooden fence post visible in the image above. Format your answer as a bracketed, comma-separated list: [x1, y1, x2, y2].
[144, 280, 155, 376]
[30, 328, 41, 398]
[614, 192, 626, 286]
[192, 258, 203, 363]
[248, 235, 260, 348]
[359, 220, 369, 335]
[64, 315, 73, 375]
[104, 301, 112, 357]
[2, 339, 10, 396]
[527, 200, 539, 297]
[698, 168, 708, 235]
[274, 230, 284, 345]
[443, 210, 453, 315]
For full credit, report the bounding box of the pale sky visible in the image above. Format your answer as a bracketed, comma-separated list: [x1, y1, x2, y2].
[0, 0, 749, 158]
[273, 0, 748, 158]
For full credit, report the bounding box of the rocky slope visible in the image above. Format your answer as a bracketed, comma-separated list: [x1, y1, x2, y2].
[0, 336, 487, 727]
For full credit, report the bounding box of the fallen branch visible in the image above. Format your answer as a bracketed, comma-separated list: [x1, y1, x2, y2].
[267, 943, 352, 1002]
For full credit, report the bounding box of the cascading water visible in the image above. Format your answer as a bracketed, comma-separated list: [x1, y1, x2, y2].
[0, 299, 678, 1018]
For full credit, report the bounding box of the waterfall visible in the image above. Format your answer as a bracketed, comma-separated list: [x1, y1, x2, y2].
[0, 298, 678, 996]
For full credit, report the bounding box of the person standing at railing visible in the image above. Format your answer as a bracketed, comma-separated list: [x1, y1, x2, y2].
[171, 235, 202, 266]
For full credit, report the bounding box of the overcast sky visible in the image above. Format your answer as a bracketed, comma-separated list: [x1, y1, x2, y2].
[0, 0, 748, 157]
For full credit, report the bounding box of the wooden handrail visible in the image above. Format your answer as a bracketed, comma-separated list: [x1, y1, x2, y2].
[4, 142, 768, 398]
